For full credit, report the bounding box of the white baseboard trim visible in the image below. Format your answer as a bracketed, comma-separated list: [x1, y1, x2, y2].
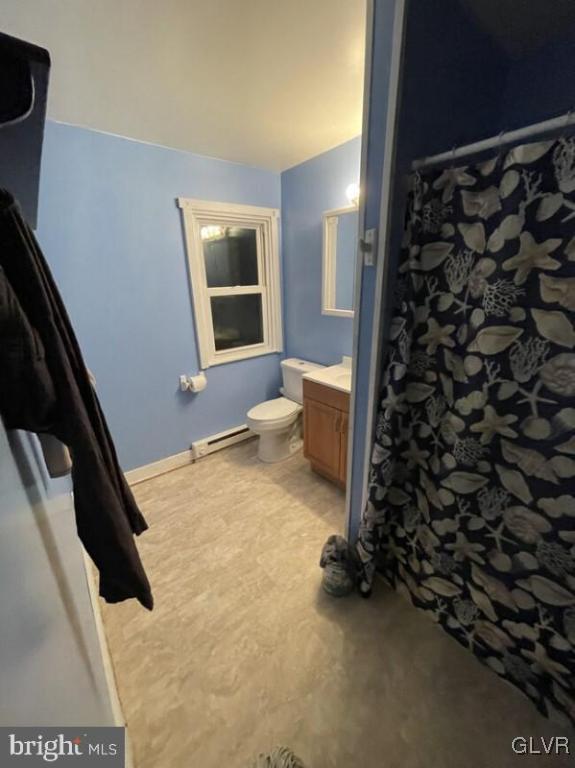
[125, 426, 255, 487]
[125, 449, 194, 486]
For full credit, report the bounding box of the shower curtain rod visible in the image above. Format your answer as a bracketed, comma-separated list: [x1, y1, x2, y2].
[412, 109, 575, 171]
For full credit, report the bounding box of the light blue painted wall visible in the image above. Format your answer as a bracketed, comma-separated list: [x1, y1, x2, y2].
[37, 121, 282, 471]
[281, 137, 361, 366]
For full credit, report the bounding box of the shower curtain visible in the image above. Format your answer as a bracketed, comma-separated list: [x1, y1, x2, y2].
[357, 136, 575, 725]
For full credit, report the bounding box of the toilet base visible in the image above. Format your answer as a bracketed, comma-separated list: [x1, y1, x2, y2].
[256, 421, 302, 463]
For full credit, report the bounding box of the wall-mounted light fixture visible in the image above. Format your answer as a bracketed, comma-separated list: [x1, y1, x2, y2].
[346, 182, 360, 206]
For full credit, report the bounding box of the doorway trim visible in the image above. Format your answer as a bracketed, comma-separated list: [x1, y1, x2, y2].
[345, 0, 408, 538]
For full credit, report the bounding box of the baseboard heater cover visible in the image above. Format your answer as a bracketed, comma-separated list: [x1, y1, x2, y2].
[191, 424, 253, 460]
[125, 425, 253, 485]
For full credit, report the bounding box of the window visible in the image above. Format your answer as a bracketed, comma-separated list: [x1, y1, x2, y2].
[178, 198, 282, 367]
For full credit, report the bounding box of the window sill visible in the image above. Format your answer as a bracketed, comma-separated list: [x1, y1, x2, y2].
[205, 344, 281, 368]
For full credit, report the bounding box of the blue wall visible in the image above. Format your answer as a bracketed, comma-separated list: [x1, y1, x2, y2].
[501, 34, 575, 129]
[37, 121, 282, 471]
[281, 137, 361, 365]
[398, 0, 506, 161]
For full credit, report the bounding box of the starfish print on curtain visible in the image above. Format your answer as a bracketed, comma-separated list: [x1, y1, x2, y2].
[357, 136, 575, 727]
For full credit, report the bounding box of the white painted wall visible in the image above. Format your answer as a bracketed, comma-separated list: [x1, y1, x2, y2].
[0, 424, 115, 726]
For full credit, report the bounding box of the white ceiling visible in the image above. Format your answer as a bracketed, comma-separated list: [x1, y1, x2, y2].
[1, 0, 366, 171]
[460, 0, 575, 57]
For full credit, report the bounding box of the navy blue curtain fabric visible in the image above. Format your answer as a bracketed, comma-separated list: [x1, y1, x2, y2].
[358, 137, 575, 725]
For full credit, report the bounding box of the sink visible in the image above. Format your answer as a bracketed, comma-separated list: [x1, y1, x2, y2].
[303, 361, 352, 394]
[334, 370, 352, 387]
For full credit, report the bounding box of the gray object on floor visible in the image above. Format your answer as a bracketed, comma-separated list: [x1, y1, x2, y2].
[250, 746, 306, 768]
[319, 534, 358, 596]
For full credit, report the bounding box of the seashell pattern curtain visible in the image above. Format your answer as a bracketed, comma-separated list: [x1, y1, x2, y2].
[357, 137, 575, 725]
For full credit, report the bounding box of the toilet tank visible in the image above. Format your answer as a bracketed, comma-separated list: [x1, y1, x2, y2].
[281, 358, 324, 404]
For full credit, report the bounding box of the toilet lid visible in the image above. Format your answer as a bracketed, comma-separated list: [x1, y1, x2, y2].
[247, 397, 300, 422]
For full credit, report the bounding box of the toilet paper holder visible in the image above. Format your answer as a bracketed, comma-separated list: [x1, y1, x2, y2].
[179, 371, 207, 393]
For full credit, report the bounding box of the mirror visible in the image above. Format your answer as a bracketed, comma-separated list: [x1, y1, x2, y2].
[322, 205, 358, 317]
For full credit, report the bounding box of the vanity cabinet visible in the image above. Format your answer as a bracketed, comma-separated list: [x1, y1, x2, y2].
[303, 379, 350, 488]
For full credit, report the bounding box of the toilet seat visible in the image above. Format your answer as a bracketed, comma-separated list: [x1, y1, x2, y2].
[247, 397, 302, 430]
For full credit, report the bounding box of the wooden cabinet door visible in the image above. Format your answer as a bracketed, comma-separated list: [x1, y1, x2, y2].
[303, 399, 341, 480]
[338, 413, 348, 485]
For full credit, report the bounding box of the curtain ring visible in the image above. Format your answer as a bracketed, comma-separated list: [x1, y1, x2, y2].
[450, 145, 457, 167]
[496, 130, 506, 159]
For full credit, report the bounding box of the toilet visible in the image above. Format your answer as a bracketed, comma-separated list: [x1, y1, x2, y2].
[247, 358, 323, 463]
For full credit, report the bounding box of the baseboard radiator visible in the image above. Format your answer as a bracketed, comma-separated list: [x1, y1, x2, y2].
[191, 424, 253, 459]
[126, 425, 253, 486]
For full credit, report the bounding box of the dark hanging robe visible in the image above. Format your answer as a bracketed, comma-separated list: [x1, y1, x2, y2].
[0, 190, 153, 609]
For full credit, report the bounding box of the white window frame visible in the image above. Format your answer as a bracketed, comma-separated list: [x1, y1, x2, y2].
[178, 198, 283, 368]
[322, 204, 358, 319]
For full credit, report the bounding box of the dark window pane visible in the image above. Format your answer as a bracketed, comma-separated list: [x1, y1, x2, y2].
[211, 294, 263, 351]
[201, 226, 259, 287]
